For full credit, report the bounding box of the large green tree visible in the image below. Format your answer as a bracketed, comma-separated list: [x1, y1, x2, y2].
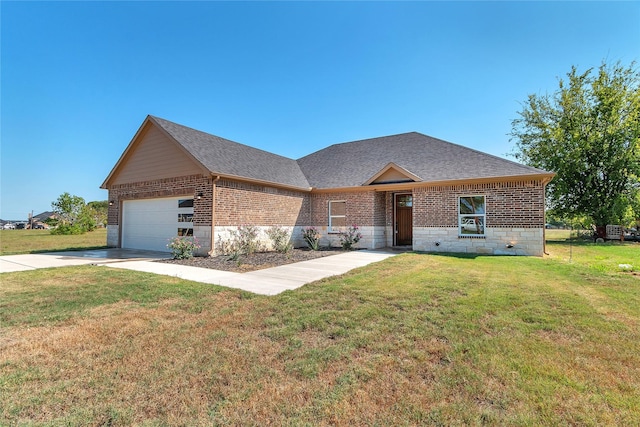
[510, 61, 640, 228]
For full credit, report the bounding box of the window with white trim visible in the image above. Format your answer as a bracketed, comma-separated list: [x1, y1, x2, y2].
[329, 200, 346, 232]
[459, 195, 485, 236]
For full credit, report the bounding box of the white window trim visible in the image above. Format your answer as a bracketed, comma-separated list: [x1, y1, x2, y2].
[328, 200, 346, 233]
[458, 195, 486, 237]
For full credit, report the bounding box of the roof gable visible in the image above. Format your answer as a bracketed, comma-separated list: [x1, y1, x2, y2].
[364, 162, 422, 185]
[104, 120, 206, 187]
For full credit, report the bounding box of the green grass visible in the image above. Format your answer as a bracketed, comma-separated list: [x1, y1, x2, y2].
[1, 241, 638, 425]
[0, 228, 108, 255]
[546, 228, 639, 273]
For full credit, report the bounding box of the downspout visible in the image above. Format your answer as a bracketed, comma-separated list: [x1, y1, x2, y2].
[209, 175, 220, 256]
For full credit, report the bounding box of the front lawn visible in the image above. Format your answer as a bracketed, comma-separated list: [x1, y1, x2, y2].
[0, 228, 107, 255]
[1, 241, 638, 425]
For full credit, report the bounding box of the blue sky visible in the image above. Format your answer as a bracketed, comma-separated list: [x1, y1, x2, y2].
[1, 1, 638, 220]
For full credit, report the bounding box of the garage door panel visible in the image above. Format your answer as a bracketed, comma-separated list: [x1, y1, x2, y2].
[122, 197, 192, 252]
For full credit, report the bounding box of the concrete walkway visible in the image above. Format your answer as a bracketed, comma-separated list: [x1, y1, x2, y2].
[1, 248, 397, 296]
[107, 250, 396, 295]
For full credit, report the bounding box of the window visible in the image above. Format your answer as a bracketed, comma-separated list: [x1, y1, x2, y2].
[178, 213, 194, 222]
[177, 198, 194, 237]
[329, 200, 346, 232]
[178, 228, 194, 237]
[396, 194, 412, 207]
[459, 195, 485, 236]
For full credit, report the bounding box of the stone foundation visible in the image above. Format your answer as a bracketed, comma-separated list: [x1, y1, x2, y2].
[413, 227, 544, 256]
[107, 225, 119, 248]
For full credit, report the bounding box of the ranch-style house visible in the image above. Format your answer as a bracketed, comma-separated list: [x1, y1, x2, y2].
[101, 115, 554, 256]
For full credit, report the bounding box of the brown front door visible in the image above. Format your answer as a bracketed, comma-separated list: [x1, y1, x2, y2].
[395, 194, 412, 246]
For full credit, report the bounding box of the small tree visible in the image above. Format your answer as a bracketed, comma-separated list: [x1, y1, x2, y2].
[50, 192, 95, 235]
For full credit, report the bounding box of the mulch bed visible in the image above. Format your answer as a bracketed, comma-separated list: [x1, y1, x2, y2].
[158, 247, 345, 273]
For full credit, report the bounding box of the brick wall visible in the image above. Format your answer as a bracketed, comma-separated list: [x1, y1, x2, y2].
[310, 191, 386, 227]
[107, 174, 212, 226]
[413, 180, 545, 228]
[214, 180, 309, 226]
[107, 175, 546, 255]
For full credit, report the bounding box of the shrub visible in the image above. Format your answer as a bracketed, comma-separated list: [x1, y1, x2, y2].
[219, 225, 261, 260]
[235, 225, 261, 255]
[302, 227, 321, 250]
[167, 236, 201, 259]
[50, 224, 85, 235]
[339, 225, 362, 250]
[266, 226, 293, 254]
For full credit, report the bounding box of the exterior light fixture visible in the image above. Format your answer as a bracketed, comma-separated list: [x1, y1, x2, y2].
[196, 192, 203, 200]
[109, 200, 114, 206]
[506, 243, 514, 248]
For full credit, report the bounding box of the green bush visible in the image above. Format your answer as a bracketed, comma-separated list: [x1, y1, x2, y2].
[301, 227, 321, 250]
[219, 225, 262, 260]
[167, 236, 201, 259]
[339, 225, 362, 250]
[50, 224, 86, 235]
[266, 226, 293, 254]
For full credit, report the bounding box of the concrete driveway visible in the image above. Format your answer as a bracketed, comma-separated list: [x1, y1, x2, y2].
[0, 248, 171, 273]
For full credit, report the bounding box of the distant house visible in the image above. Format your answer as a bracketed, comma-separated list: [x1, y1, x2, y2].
[101, 116, 554, 256]
[33, 211, 56, 223]
[30, 211, 56, 229]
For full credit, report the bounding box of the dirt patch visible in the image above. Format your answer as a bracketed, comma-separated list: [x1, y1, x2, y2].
[158, 248, 345, 272]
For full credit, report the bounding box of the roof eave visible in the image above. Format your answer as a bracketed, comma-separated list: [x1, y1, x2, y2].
[310, 172, 556, 193]
[211, 172, 312, 192]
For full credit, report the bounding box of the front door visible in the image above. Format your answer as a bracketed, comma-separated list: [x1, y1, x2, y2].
[395, 193, 413, 246]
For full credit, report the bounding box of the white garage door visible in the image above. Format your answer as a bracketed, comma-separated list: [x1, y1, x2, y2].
[122, 197, 194, 252]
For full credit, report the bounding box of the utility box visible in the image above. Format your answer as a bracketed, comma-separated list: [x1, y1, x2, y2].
[606, 225, 623, 241]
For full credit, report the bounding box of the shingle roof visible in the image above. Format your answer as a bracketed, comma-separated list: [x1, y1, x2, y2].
[33, 211, 56, 220]
[150, 116, 311, 189]
[134, 117, 550, 191]
[297, 132, 550, 189]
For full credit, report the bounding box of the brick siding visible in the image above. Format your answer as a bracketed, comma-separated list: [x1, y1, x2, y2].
[413, 180, 545, 228]
[107, 174, 546, 255]
[310, 191, 386, 228]
[215, 180, 309, 226]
